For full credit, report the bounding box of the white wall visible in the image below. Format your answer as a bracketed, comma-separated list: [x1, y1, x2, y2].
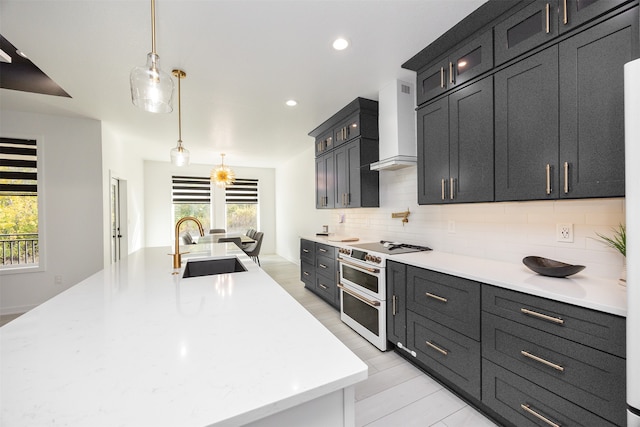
[101, 124, 147, 264]
[275, 152, 626, 279]
[0, 110, 104, 314]
[143, 160, 276, 254]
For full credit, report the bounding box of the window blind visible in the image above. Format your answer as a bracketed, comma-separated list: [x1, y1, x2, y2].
[0, 137, 37, 196]
[171, 176, 211, 204]
[225, 178, 258, 204]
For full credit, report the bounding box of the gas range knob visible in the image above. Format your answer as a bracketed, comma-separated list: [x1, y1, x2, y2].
[374, 256, 382, 264]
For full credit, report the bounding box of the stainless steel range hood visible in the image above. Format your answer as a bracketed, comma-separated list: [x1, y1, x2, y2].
[370, 79, 417, 171]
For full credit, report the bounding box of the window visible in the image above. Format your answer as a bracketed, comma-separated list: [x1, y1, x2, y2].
[172, 175, 211, 234]
[0, 138, 39, 268]
[225, 178, 259, 233]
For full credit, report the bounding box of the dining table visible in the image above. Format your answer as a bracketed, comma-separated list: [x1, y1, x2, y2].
[196, 233, 255, 245]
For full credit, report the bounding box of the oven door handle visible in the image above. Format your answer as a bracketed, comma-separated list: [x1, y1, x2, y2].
[337, 258, 380, 274]
[338, 283, 381, 307]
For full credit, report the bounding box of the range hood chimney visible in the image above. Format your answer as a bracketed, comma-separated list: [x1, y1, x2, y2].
[370, 79, 417, 171]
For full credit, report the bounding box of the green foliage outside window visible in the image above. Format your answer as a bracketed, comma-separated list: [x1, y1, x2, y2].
[0, 195, 38, 235]
[174, 204, 211, 235]
[226, 204, 257, 233]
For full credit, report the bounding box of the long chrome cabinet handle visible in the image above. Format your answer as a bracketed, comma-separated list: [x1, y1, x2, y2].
[521, 308, 564, 325]
[426, 340, 448, 356]
[338, 283, 380, 307]
[520, 403, 562, 427]
[318, 247, 327, 253]
[563, 0, 568, 24]
[318, 263, 328, 269]
[392, 295, 398, 316]
[303, 249, 310, 253]
[426, 292, 448, 303]
[303, 271, 309, 276]
[449, 62, 454, 85]
[564, 162, 569, 194]
[545, 3, 550, 34]
[338, 257, 380, 274]
[319, 283, 328, 290]
[440, 67, 445, 88]
[521, 404, 561, 427]
[521, 350, 565, 372]
[450, 177, 454, 200]
[545, 164, 552, 195]
[441, 178, 446, 200]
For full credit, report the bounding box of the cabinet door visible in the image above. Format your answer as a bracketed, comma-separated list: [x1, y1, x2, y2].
[449, 77, 494, 203]
[334, 114, 361, 146]
[495, 0, 559, 65]
[449, 29, 494, 88]
[559, 7, 638, 198]
[315, 153, 335, 208]
[417, 97, 450, 204]
[495, 47, 559, 201]
[560, 0, 630, 33]
[335, 140, 362, 208]
[315, 130, 333, 156]
[417, 57, 450, 106]
[386, 261, 407, 347]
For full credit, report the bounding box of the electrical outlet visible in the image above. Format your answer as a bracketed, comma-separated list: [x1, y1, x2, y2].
[556, 223, 574, 243]
[448, 220, 456, 233]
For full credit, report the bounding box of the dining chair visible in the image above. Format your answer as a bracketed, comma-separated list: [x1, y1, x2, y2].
[209, 228, 226, 234]
[243, 232, 263, 266]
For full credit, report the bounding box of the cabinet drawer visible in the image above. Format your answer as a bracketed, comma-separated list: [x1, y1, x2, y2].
[300, 239, 315, 263]
[482, 312, 626, 425]
[407, 311, 481, 399]
[483, 359, 618, 427]
[315, 243, 336, 258]
[316, 254, 337, 280]
[315, 274, 339, 307]
[482, 285, 625, 357]
[300, 261, 315, 289]
[406, 266, 480, 340]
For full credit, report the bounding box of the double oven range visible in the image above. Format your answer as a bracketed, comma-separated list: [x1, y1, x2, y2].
[337, 241, 431, 351]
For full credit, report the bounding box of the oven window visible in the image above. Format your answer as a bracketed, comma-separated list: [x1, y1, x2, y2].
[343, 292, 379, 335]
[342, 265, 379, 294]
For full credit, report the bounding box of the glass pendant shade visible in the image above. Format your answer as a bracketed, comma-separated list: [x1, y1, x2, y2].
[170, 141, 190, 166]
[130, 53, 174, 113]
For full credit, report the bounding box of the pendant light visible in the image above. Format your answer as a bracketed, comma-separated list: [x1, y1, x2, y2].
[130, 0, 174, 113]
[211, 154, 235, 187]
[170, 69, 190, 166]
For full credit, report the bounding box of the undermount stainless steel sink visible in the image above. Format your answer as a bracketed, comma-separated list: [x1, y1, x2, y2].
[182, 257, 247, 278]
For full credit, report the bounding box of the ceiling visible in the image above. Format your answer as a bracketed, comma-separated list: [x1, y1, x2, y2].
[0, 0, 487, 168]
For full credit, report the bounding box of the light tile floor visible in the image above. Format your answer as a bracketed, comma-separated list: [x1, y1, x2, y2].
[259, 254, 498, 427]
[0, 254, 500, 426]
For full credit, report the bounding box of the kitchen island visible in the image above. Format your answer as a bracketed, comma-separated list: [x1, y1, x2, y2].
[0, 244, 367, 426]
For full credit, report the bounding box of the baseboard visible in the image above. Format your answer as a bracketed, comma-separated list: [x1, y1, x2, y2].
[1, 304, 35, 316]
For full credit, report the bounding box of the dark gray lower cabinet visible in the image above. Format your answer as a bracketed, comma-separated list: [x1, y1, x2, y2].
[299, 239, 339, 309]
[387, 261, 627, 426]
[483, 359, 618, 427]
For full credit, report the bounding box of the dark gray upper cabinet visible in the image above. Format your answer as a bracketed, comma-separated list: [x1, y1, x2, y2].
[309, 98, 379, 209]
[496, 7, 638, 201]
[418, 77, 494, 204]
[558, 7, 638, 198]
[495, 0, 559, 65]
[417, 30, 493, 106]
[561, 0, 631, 33]
[495, 47, 560, 201]
[315, 153, 335, 208]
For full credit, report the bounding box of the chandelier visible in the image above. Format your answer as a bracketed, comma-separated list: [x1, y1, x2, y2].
[211, 153, 235, 187]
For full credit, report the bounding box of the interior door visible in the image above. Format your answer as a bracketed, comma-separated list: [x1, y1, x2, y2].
[110, 177, 127, 263]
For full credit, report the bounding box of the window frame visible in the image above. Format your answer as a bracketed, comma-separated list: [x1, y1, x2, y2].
[0, 134, 45, 275]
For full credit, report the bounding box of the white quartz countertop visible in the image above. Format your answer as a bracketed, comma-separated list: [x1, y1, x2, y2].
[301, 235, 626, 317]
[0, 244, 367, 427]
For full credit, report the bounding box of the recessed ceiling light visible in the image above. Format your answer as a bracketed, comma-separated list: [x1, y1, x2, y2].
[332, 38, 349, 51]
[286, 99, 297, 107]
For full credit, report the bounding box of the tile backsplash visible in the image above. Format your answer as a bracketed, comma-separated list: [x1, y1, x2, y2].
[328, 166, 626, 279]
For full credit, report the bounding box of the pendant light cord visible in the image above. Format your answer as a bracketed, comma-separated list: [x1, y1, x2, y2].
[177, 72, 182, 144]
[150, 0, 157, 54]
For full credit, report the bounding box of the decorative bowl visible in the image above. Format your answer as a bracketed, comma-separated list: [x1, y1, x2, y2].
[522, 256, 585, 278]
